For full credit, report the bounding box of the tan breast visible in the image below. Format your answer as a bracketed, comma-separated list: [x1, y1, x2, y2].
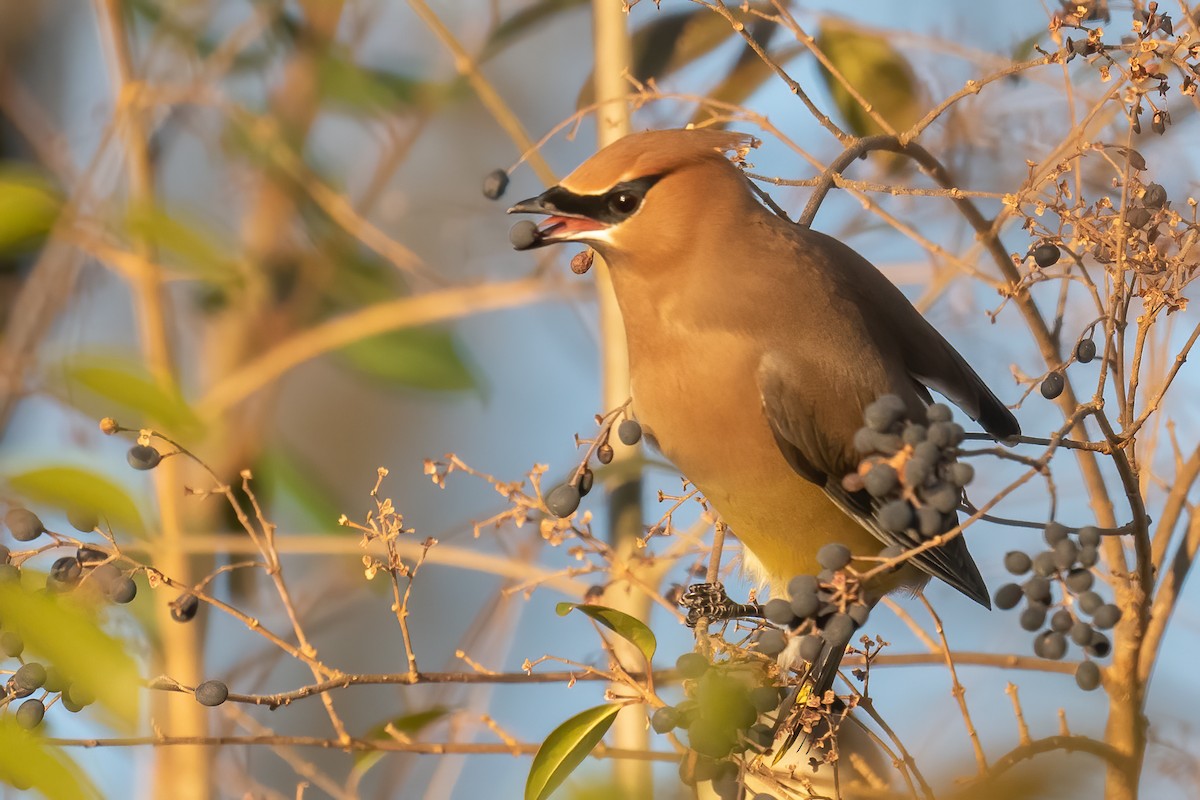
[626, 318, 885, 590]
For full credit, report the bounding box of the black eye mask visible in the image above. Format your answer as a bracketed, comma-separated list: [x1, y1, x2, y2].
[512, 176, 661, 224]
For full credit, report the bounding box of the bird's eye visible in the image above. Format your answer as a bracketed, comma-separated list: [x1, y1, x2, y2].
[606, 191, 641, 216]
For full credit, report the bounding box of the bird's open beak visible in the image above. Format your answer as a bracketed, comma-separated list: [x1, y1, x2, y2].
[507, 188, 607, 251]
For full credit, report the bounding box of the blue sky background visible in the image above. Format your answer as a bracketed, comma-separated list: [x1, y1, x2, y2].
[2, 0, 1198, 798]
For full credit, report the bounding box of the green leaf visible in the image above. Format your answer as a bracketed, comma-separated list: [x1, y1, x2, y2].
[123, 203, 241, 283]
[6, 465, 146, 538]
[0, 583, 140, 729]
[692, 42, 803, 126]
[481, 0, 589, 62]
[124, 0, 200, 47]
[0, 164, 61, 256]
[57, 353, 202, 437]
[338, 327, 478, 392]
[318, 234, 406, 308]
[556, 603, 656, 663]
[258, 448, 343, 531]
[364, 706, 450, 740]
[579, 7, 759, 107]
[627, 11, 704, 85]
[816, 20, 922, 165]
[525, 704, 622, 800]
[352, 707, 450, 773]
[200, 19, 296, 72]
[0, 718, 98, 799]
[317, 51, 445, 113]
[1011, 30, 1046, 62]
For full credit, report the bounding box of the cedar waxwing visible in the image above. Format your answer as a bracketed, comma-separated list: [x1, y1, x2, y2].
[509, 129, 1019, 683]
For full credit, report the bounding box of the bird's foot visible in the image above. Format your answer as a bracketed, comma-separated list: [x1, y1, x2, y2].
[680, 582, 762, 628]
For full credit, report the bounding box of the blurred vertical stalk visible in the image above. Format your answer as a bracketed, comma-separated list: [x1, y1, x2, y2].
[591, 3, 651, 797]
[92, 0, 209, 796]
[204, 0, 347, 735]
[202, 2, 349, 484]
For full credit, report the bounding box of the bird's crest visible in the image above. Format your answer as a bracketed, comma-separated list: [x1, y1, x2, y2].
[561, 128, 759, 194]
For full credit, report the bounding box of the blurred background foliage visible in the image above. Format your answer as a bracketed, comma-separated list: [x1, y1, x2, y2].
[0, 0, 1197, 798]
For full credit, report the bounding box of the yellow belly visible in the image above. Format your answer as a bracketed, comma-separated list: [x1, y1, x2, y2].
[628, 326, 914, 597]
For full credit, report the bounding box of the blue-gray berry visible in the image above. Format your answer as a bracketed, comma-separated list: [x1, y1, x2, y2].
[1004, 551, 1033, 575]
[877, 500, 913, 533]
[545, 484, 581, 518]
[195, 680, 229, 707]
[1075, 661, 1101, 691]
[481, 169, 509, 200]
[816, 543, 852, 571]
[763, 598, 796, 626]
[994, 583, 1023, 610]
[864, 395, 907, 432]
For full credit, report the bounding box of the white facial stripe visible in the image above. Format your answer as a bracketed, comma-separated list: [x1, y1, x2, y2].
[561, 226, 616, 246]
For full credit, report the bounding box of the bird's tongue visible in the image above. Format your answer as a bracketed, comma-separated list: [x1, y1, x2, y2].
[540, 215, 604, 237]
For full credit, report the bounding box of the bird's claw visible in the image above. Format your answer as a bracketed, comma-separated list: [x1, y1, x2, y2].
[679, 582, 762, 628]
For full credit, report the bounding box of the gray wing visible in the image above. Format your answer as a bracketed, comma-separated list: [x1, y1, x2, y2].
[795, 226, 1021, 441]
[757, 356, 990, 608]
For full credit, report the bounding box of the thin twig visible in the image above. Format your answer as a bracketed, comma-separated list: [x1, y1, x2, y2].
[1140, 509, 1200, 682]
[974, 735, 1129, 784]
[697, 0, 849, 144]
[878, 597, 938, 653]
[918, 593, 986, 774]
[46, 736, 679, 760]
[405, 0, 556, 185]
[1005, 683, 1031, 746]
[199, 277, 586, 417]
[226, 707, 354, 800]
[854, 697, 935, 800]
[1149, 445, 1200, 582]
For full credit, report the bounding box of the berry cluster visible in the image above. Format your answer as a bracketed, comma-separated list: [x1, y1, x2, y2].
[755, 544, 871, 666]
[993, 523, 1116, 690]
[1023, 242, 1105, 400]
[5, 508, 139, 604]
[6, 660, 81, 731]
[652, 652, 783, 799]
[545, 417, 643, 519]
[659, 548, 877, 798]
[1037, 342, 1099, 402]
[1026, 241, 1118, 401]
[1, 499, 213, 731]
[0, 508, 144, 729]
[845, 396, 975, 543]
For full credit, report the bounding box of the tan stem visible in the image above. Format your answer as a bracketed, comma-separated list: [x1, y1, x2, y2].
[198, 277, 582, 419]
[587, 2, 653, 797]
[92, 0, 208, 795]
